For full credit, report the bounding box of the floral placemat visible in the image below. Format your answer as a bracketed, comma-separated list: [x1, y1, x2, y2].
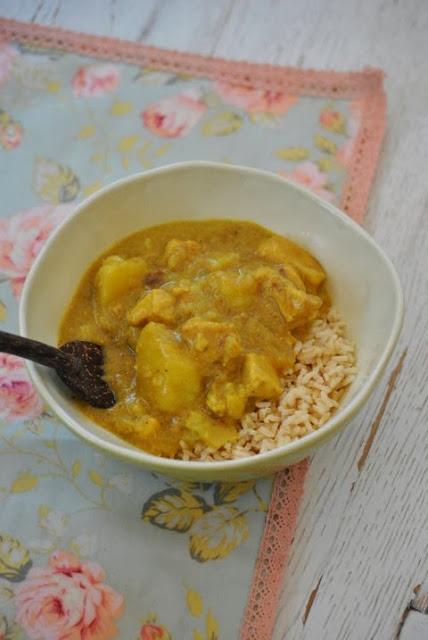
[0, 18, 385, 640]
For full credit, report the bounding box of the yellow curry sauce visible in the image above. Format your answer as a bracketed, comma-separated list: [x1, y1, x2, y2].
[59, 220, 329, 458]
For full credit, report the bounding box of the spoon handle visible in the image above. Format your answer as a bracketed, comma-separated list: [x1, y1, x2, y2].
[0, 330, 67, 369]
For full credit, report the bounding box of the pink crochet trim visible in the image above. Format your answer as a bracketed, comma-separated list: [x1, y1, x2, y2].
[0, 19, 385, 639]
[0, 18, 385, 222]
[241, 461, 309, 639]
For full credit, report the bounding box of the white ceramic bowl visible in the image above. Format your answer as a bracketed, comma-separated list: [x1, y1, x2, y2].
[20, 162, 403, 481]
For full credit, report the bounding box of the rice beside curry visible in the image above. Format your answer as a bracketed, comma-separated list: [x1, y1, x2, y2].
[179, 309, 355, 461]
[59, 220, 356, 461]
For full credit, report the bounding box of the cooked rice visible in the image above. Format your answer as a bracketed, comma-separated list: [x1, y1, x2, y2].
[177, 308, 356, 462]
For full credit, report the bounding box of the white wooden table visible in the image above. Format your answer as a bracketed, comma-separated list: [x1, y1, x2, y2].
[1, 1, 428, 638]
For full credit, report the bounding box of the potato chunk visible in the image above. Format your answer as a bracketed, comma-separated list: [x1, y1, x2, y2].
[206, 380, 248, 419]
[257, 237, 325, 287]
[255, 267, 322, 325]
[204, 252, 239, 272]
[96, 255, 147, 305]
[118, 414, 179, 457]
[272, 283, 322, 325]
[243, 353, 282, 399]
[279, 264, 306, 290]
[128, 289, 175, 326]
[136, 322, 201, 413]
[184, 410, 238, 449]
[207, 270, 257, 311]
[163, 239, 201, 269]
[181, 317, 241, 364]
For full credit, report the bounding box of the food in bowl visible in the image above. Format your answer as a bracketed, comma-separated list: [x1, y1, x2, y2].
[59, 219, 356, 461]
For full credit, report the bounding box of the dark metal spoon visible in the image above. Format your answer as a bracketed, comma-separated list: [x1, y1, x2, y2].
[0, 330, 115, 408]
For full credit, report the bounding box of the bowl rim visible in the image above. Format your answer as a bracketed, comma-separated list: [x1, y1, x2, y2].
[19, 161, 404, 473]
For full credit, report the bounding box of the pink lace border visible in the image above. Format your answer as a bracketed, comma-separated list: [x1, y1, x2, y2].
[0, 18, 386, 640]
[241, 461, 309, 640]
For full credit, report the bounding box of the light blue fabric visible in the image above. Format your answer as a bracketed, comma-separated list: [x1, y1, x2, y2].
[0, 41, 355, 639]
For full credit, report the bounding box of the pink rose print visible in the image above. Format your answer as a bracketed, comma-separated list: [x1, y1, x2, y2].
[72, 64, 120, 97]
[279, 161, 335, 202]
[0, 120, 23, 150]
[0, 204, 73, 298]
[336, 99, 364, 167]
[15, 550, 124, 640]
[140, 623, 171, 640]
[319, 106, 345, 133]
[142, 88, 206, 137]
[0, 44, 17, 87]
[214, 81, 297, 115]
[0, 354, 43, 422]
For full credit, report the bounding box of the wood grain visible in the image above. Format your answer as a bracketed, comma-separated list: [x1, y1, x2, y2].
[1, 1, 428, 639]
[356, 348, 408, 473]
[302, 575, 323, 625]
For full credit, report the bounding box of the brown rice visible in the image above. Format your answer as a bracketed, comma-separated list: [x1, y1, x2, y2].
[177, 308, 356, 462]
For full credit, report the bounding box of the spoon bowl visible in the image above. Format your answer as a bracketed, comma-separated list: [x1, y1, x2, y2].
[58, 341, 115, 408]
[0, 330, 115, 409]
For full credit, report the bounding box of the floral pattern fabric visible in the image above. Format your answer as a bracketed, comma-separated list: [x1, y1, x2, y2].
[0, 39, 364, 639]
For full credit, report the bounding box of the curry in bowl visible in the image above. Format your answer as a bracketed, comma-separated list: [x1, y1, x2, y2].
[60, 220, 356, 461]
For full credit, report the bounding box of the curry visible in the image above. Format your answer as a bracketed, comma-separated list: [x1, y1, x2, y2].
[59, 220, 329, 458]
